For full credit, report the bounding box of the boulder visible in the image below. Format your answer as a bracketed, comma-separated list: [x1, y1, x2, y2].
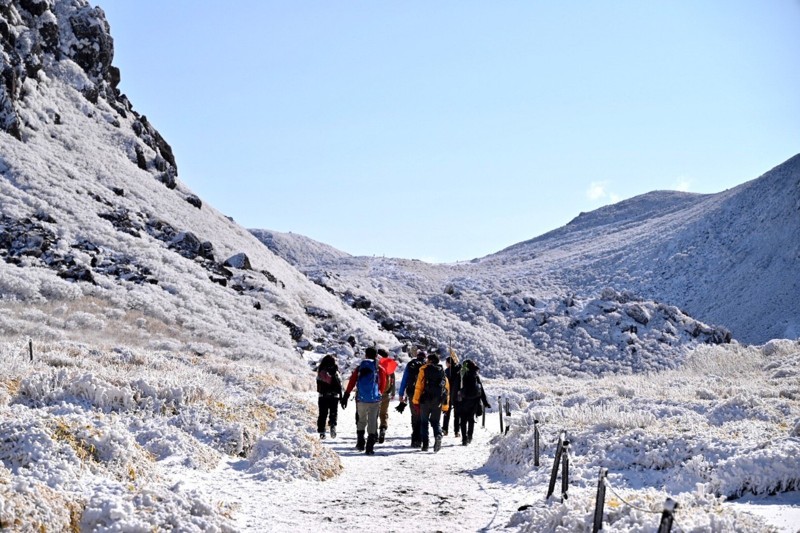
[224, 253, 252, 270]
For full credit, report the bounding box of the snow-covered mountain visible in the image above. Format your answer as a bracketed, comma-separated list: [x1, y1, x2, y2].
[253, 155, 799, 378]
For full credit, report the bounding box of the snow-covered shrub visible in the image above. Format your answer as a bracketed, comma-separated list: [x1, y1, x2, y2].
[248, 417, 342, 482]
[710, 439, 800, 498]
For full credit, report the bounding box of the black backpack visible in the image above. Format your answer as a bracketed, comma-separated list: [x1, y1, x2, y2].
[405, 359, 424, 396]
[421, 364, 447, 403]
[461, 370, 480, 399]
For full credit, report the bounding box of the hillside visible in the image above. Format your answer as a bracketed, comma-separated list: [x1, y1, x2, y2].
[256, 155, 799, 370]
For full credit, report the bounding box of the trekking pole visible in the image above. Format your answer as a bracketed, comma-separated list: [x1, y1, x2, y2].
[657, 498, 678, 533]
[592, 468, 609, 533]
[533, 420, 540, 467]
[498, 396, 504, 434]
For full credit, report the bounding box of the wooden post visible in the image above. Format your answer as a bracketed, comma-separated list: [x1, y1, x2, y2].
[498, 396, 504, 434]
[546, 431, 566, 500]
[561, 440, 570, 501]
[533, 420, 540, 467]
[657, 498, 678, 533]
[592, 468, 608, 533]
[482, 407, 486, 428]
[29, 339, 33, 362]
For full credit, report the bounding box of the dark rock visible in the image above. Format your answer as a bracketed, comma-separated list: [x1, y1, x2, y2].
[224, 253, 252, 270]
[274, 314, 304, 342]
[352, 296, 372, 310]
[134, 145, 147, 170]
[185, 194, 202, 209]
[20, 0, 49, 17]
[199, 241, 215, 262]
[107, 65, 120, 88]
[209, 275, 227, 287]
[254, 301, 262, 310]
[112, 187, 124, 196]
[68, 7, 113, 82]
[158, 167, 177, 189]
[168, 231, 203, 260]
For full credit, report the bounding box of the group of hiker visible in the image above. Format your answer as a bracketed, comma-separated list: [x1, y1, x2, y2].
[314, 344, 491, 455]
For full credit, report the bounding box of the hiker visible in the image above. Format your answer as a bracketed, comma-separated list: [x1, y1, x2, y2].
[442, 352, 462, 438]
[412, 352, 449, 452]
[315, 354, 343, 440]
[377, 348, 398, 443]
[398, 347, 427, 447]
[341, 346, 387, 455]
[459, 359, 491, 446]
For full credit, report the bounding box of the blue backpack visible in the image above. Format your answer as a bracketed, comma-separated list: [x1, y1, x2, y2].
[356, 359, 381, 403]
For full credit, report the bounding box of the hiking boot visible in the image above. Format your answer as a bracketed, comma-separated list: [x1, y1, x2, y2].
[462, 436, 468, 446]
[320, 433, 326, 440]
[378, 428, 386, 444]
[442, 430, 448, 436]
[434, 435, 442, 453]
[356, 431, 366, 451]
[468, 436, 473, 444]
[366, 434, 378, 455]
[454, 432, 460, 438]
[421, 438, 429, 452]
[330, 426, 337, 439]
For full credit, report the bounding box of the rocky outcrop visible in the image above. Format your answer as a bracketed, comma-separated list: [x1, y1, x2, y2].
[0, 0, 179, 187]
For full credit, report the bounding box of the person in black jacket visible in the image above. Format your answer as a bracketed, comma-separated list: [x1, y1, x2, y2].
[458, 359, 490, 446]
[316, 354, 343, 439]
[442, 355, 462, 438]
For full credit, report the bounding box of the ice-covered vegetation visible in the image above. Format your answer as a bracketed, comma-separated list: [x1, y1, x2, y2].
[0, 339, 340, 530]
[484, 341, 800, 531]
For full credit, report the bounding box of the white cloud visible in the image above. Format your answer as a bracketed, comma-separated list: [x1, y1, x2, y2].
[587, 181, 622, 204]
[587, 181, 609, 201]
[673, 177, 692, 192]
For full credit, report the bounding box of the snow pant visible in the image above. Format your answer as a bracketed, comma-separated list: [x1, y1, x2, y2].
[317, 396, 339, 433]
[410, 402, 422, 443]
[356, 401, 381, 436]
[379, 380, 394, 429]
[443, 402, 461, 434]
[419, 400, 443, 442]
[460, 398, 479, 441]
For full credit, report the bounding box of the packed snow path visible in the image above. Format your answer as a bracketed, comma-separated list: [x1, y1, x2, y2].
[174, 394, 532, 532]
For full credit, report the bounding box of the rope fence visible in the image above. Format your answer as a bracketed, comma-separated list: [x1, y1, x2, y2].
[504, 417, 685, 533]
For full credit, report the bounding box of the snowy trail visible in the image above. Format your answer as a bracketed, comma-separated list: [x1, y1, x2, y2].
[173, 395, 533, 532]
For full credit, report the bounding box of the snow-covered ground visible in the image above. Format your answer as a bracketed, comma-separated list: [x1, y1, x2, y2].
[3, 338, 798, 531]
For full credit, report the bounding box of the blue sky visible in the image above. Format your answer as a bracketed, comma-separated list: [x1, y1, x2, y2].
[100, 1, 799, 263]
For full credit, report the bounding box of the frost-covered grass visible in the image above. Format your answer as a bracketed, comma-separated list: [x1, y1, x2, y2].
[0, 338, 341, 531]
[482, 341, 800, 531]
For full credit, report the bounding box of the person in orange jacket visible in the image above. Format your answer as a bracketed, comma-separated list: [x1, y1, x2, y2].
[412, 352, 449, 452]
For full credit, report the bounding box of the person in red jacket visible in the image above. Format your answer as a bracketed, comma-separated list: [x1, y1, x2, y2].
[342, 346, 387, 455]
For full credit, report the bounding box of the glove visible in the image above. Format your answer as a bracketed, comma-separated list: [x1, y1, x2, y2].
[340, 393, 349, 410]
[485, 403, 492, 410]
[395, 400, 407, 414]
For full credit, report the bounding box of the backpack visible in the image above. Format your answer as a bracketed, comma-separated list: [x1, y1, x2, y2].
[356, 359, 381, 403]
[420, 364, 447, 404]
[405, 358, 424, 396]
[461, 370, 480, 399]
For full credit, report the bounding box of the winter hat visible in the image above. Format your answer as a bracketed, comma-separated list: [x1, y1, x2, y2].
[427, 353, 440, 365]
[377, 348, 389, 358]
[365, 346, 378, 359]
